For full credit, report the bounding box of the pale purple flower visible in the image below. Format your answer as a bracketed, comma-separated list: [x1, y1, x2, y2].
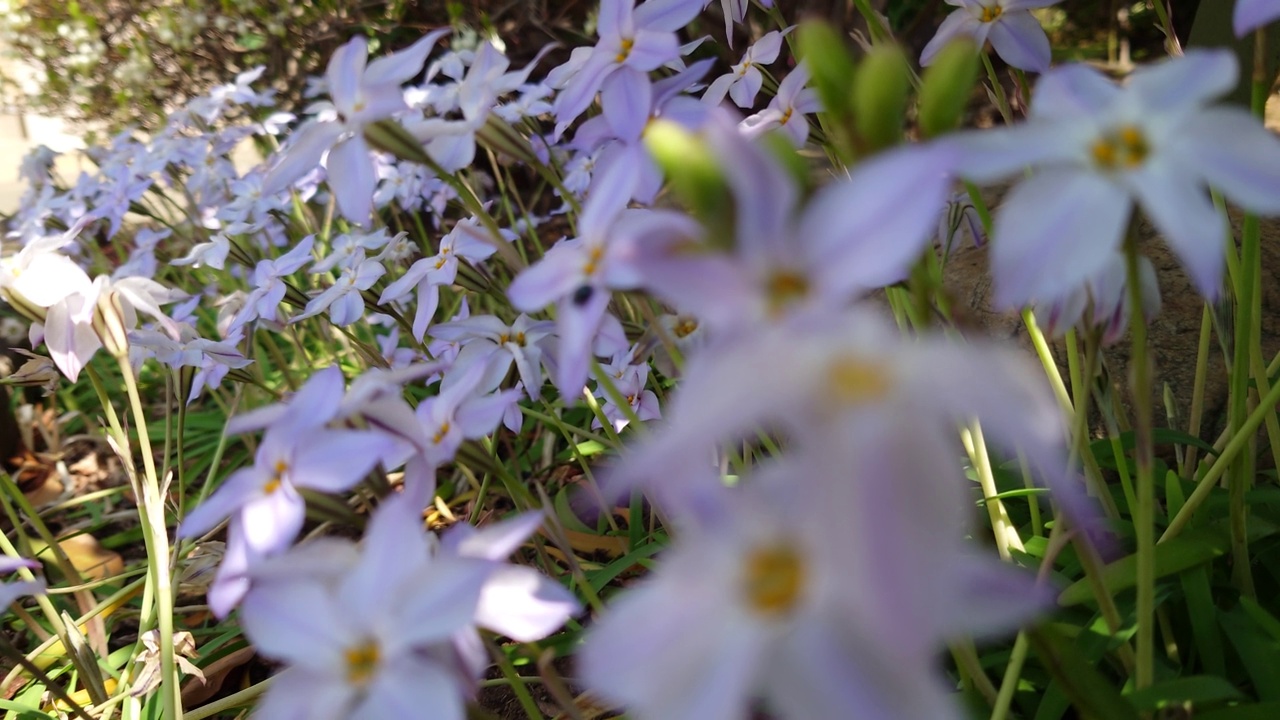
[1236, 0, 1280, 35]
[582, 437, 1050, 720]
[951, 49, 1280, 307]
[240, 493, 492, 720]
[605, 307, 1097, 530]
[226, 236, 315, 335]
[261, 30, 449, 225]
[920, 0, 1060, 73]
[379, 218, 502, 342]
[702, 29, 787, 107]
[549, 0, 701, 136]
[179, 369, 395, 558]
[1037, 252, 1160, 345]
[740, 62, 821, 146]
[430, 313, 554, 399]
[413, 362, 521, 474]
[507, 161, 701, 397]
[294, 252, 386, 327]
[636, 113, 954, 336]
[440, 512, 580, 679]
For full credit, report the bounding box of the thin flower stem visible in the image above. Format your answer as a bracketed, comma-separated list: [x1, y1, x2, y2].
[1183, 304, 1213, 474]
[951, 639, 999, 707]
[962, 423, 1024, 559]
[1021, 309, 1073, 418]
[1065, 328, 1122, 519]
[98, 350, 180, 720]
[486, 637, 544, 720]
[990, 632, 1029, 720]
[1123, 232, 1156, 691]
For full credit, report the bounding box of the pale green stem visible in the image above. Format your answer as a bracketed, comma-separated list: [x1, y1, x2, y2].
[109, 352, 180, 719]
[962, 423, 1024, 559]
[990, 632, 1030, 720]
[1183, 304, 1214, 474]
[1123, 233, 1156, 691]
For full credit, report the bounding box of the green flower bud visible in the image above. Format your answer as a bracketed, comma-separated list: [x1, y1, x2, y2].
[363, 119, 433, 166]
[918, 39, 980, 139]
[796, 21, 857, 121]
[853, 44, 910, 152]
[644, 119, 733, 247]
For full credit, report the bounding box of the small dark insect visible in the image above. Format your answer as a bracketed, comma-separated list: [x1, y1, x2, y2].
[571, 285, 594, 306]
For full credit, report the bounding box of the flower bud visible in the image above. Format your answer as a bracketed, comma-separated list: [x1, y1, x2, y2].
[796, 21, 857, 121]
[918, 39, 979, 139]
[853, 44, 910, 152]
[94, 288, 131, 359]
[644, 119, 733, 247]
[363, 119, 433, 166]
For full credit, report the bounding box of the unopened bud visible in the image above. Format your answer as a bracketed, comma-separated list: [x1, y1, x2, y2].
[853, 44, 910, 152]
[796, 21, 857, 121]
[644, 120, 733, 245]
[364, 119, 433, 166]
[94, 289, 130, 359]
[918, 39, 980, 139]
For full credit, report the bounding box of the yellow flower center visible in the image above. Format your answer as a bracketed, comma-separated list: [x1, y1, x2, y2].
[1091, 125, 1150, 170]
[582, 245, 605, 277]
[674, 318, 698, 338]
[344, 640, 380, 686]
[765, 270, 809, 316]
[743, 544, 806, 616]
[615, 37, 634, 63]
[980, 6, 1003, 23]
[432, 421, 451, 445]
[263, 460, 288, 494]
[827, 356, 893, 404]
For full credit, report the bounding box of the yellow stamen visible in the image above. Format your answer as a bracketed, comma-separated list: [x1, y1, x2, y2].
[582, 245, 605, 277]
[344, 640, 380, 685]
[743, 544, 806, 615]
[674, 318, 698, 338]
[432, 422, 451, 444]
[765, 271, 809, 316]
[615, 37, 635, 63]
[980, 5, 1003, 22]
[1091, 124, 1150, 170]
[827, 356, 893, 404]
[263, 460, 288, 494]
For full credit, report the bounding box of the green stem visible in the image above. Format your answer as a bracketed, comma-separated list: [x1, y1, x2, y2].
[990, 632, 1030, 720]
[1123, 232, 1156, 690]
[104, 348, 180, 719]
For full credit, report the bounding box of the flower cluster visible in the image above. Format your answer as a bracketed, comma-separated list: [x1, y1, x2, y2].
[6, 1, 1280, 718]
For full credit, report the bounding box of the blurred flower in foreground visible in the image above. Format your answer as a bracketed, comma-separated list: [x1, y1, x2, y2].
[604, 308, 1096, 530]
[1235, 0, 1280, 36]
[582, 430, 1051, 720]
[952, 49, 1280, 308]
[920, 0, 1061, 73]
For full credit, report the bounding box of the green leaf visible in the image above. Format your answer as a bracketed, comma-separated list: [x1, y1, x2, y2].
[1196, 702, 1280, 719]
[1029, 624, 1139, 720]
[1180, 565, 1226, 677]
[1220, 605, 1280, 701]
[1126, 675, 1244, 711]
[1058, 528, 1229, 606]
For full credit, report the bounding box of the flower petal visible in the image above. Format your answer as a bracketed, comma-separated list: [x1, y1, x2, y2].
[987, 12, 1051, 73]
[991, 169, 1130, 309]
